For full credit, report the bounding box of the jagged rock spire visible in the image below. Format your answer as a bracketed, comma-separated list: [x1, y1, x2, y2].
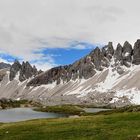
[114, 43, 123, 61]
[133, 39, 140, 65]
[9, 60, 39, 81]
[102, 42, 114, 59]
[9, 60, 21, 81]
[12, 39, 140, 86]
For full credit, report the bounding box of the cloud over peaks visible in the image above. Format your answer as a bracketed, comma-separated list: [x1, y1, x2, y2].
[0, 0, 139, 69]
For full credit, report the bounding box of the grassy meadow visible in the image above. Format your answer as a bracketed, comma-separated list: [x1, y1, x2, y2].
[0, 112, 140, 140]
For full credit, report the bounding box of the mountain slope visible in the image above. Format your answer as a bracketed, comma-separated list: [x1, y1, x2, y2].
[1, 40, 140, 107]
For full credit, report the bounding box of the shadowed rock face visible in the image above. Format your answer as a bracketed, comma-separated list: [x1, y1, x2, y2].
[9, 60, 21, 81]
[133, 39, 140, 65]
[114, 43, 123, 62]
[9, 60, 39, 81]
[19, 62, 38, 81]
[122, 41, 133, 67]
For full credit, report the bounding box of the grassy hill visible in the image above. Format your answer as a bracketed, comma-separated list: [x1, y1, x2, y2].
[0, 112, 140, 140]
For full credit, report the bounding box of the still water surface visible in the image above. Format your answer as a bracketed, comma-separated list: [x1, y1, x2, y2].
[0, 108, 67, 123]
[83, 108, 111, 113]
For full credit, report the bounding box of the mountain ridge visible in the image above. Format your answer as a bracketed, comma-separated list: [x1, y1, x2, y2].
[27, 40, 140, 87]
[1, 40, 140, 107]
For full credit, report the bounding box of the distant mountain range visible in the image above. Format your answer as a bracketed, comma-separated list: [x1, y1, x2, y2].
[1, 40, 140, 107]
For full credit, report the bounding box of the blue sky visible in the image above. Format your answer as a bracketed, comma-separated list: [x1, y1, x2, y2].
[0, 41, 96, 70]
[36, 47, 94, 66]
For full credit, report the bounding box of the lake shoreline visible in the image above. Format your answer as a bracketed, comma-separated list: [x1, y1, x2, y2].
[0, 107, 69, 123]
[0, 99, 113, 115]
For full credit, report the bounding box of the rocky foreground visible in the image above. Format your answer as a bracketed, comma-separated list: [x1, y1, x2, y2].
[1, 40, 140, 107]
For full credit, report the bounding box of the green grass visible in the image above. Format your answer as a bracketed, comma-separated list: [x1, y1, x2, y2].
[34, 105, 85, 115]
[89, 105, 140, 116]
[0, 112, 140, 140]
[34, 104, 140, 116]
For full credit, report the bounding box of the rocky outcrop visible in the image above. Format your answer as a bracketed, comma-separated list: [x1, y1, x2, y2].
[3, 39, 140, 89]
[114, 43, 123, 62]
[27, 40, 140, 87]
[133, 39, 140, 65]
[9, 60, 22, 81]
[0, 62, 11, 81]
[89, 47, 104, 70]
[27, 45, 110, 86]
[0, 68, 9, 82]
[0, 62, 11, 69]
[122, 41, 132, 67]
[9, 60, 38, 81]
[102, 42, 114, 59]
[19, 62, 38, 81]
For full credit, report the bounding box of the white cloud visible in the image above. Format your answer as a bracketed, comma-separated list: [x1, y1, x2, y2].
[32, 61, 56, 71]
[0, 57, 12, 65]
[0, 0, 139, 69]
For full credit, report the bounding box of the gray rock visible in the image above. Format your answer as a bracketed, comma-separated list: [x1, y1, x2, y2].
[78, 62, 96, 79]
[19, 61, 37, 81]
[27, 47, 108, 86]
[0, 62, 11, 69]
[26, 40, 140, 87]
[116, 66, 125, 74]
[102, 42, 114, 59]
[122, 41, 132, 66]
[9, 60, 21, 81]
[10, 60, 39, 82]
[89, 47, 104, 70]
[133, 39, 140, 65]
[114, 43, 123, 62]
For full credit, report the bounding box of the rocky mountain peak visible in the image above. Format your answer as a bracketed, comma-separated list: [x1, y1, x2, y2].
[9, 60, 39, 81]
[0, 62, 11, 69]
[121, 41, 133, 67]
[9, 60, 22, 81]
[2, 40, 140, 107]
[107, 42, 114, 57]
[102, 42, 114, 60]
[123, 41, 132, 56]
[114, 43, 123, 62]
[133, 39, 140, 65]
